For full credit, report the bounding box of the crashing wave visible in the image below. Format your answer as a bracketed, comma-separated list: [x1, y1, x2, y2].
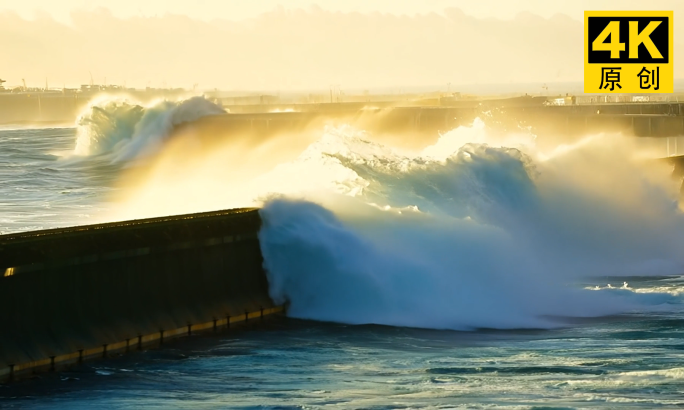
[73, 95, 224, 161]
[254, 122, 684, 330]
[107, 116, 684, 330]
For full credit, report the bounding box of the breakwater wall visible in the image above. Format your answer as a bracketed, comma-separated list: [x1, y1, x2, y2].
[0, 208, 280, 381]
[4, 92, 684, 139]
[180, 103, 684, 146]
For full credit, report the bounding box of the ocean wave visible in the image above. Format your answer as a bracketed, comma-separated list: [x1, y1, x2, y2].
[255, 121, 684, 330]
[103, 114, 684, 330]
[73, 95, 224, 162]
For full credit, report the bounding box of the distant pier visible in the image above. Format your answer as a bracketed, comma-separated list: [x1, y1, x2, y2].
[172, 100, 684, 144]
[3, 93, 684, 139]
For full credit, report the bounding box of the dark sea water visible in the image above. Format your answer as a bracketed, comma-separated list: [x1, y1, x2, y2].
[0, 127, 116, 234]
[1, 124, 684, 409]
[2, 311, 684, 409]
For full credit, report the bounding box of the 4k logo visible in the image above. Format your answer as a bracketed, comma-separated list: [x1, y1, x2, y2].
[584, 11, 673, 93]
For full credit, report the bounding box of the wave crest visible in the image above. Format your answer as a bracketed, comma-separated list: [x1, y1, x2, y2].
[74, 95, 224, 161]
[256, 121, 684, 330]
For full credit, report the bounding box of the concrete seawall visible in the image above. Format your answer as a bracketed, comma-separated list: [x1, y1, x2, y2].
[0, 208, 280, 381]
[175, 103, 684, 152]
[5, 94, 684, 139]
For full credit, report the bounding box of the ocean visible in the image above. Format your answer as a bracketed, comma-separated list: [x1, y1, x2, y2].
[0, 97, 683, 409]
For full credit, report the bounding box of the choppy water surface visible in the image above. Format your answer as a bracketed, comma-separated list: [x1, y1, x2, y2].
[1, 110, 684, 409]
[1, 305, 684, 409]
[0, 127, 116, 233]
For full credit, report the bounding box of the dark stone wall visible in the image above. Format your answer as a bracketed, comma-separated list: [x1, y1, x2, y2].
[0, 208, 274, 378]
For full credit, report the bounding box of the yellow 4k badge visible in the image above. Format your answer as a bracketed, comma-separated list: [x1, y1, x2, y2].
[584, 11, 673, 93]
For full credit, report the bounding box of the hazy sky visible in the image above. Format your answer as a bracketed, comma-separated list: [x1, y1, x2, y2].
[3, 0, 683, 22]
[0, 1, 682, 90]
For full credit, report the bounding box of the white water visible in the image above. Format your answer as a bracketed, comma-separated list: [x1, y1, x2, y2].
[73, 95, 224, 162]
[72, 101, 684, 330]
[253, 123, 684, 330]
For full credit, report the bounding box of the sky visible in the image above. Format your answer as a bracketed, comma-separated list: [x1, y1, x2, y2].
[0, 1, 682, 91]
[3, 0, 683, 23]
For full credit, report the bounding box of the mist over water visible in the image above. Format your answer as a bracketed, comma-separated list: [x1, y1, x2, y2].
[53, 100, 684, 330]
[256, 124, 684, 330]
